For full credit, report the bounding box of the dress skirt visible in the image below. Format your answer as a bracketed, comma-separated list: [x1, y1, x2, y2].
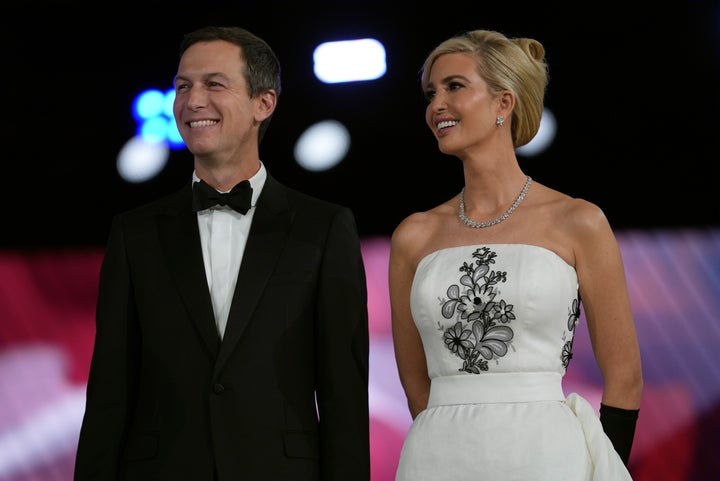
[395, 373, 632, 481]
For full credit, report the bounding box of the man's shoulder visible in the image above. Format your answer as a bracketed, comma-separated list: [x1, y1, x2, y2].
[116, 182, 191, 220]
[265, 175, 349, 214]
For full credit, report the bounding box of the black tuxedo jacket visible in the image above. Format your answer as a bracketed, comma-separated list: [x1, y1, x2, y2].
[74, 174, 370, 481]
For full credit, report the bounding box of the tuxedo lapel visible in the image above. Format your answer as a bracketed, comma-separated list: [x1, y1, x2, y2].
[216, 176, 293, 372]
[157, 185, 220, 358]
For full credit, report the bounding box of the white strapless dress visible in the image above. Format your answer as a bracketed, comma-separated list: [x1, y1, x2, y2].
[395, 245, 632, 481]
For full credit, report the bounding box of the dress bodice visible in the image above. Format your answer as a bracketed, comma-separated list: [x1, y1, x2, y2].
[410, 244, 580, 379]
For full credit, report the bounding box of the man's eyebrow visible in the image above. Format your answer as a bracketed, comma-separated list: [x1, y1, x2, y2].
[174, 72, 230, 83]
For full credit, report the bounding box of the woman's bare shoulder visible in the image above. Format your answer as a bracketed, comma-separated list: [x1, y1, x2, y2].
[524, 182, 615, 265]
[534, 182, 610, 233]
[391, 210, 436, 251]
[390, 201, 457, 263]
[561, 196, 612, 239]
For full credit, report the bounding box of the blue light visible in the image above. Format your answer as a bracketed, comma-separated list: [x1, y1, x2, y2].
[163, 89, 175, 118]
[131, 88, 185, 150]
[139, 117, 170, 144]
[132, 89, 166, 121]
[166, 121, 185, 149]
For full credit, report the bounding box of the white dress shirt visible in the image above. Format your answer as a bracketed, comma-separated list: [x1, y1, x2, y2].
[193, 163, 267, 339]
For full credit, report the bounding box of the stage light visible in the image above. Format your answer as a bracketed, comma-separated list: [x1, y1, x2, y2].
[313, 38, 386, 83]
[294, 120, 351, 171]
[516, 108, 557, 157]
[116, 136, 169, 183]
[132, 89, 165, 121]
[131, 88, 185, 150]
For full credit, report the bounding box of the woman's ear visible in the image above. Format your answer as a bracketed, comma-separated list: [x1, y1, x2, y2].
[498, 90, 515, 116]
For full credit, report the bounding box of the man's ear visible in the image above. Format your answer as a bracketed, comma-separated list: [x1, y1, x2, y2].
[255, 89, 278, 122]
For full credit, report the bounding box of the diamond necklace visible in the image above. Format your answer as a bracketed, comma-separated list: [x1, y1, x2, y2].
[458, 175, 533, 228]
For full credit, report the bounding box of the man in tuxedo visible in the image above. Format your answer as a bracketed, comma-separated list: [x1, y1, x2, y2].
[74, 26, 370, 481]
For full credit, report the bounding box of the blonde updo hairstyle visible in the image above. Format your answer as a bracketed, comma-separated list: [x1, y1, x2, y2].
[420, 29, 548, 148]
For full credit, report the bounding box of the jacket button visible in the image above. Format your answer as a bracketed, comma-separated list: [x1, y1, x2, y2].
[213, 383, 225, 394]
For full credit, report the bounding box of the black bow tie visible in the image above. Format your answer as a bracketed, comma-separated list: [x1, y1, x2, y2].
[192, 179, 253, 214]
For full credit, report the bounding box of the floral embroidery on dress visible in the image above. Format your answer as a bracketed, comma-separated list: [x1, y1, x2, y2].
[560, 297, 580, 369]
[440, 247, 515, 373]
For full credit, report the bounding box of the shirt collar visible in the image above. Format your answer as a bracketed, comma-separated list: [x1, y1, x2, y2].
[192, 161, 267, 207]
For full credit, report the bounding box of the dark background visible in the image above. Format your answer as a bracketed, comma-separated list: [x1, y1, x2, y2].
[1, 1, 715, 248]
[0, 5, 718, 481]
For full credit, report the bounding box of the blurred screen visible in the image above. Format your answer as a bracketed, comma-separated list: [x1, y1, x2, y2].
[1, 229, 718, 481]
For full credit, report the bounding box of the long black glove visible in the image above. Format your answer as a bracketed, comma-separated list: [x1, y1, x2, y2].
[599, 403, 639, 466]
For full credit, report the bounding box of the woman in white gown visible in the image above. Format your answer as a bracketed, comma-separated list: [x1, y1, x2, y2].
[389, 29, 643, 481]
